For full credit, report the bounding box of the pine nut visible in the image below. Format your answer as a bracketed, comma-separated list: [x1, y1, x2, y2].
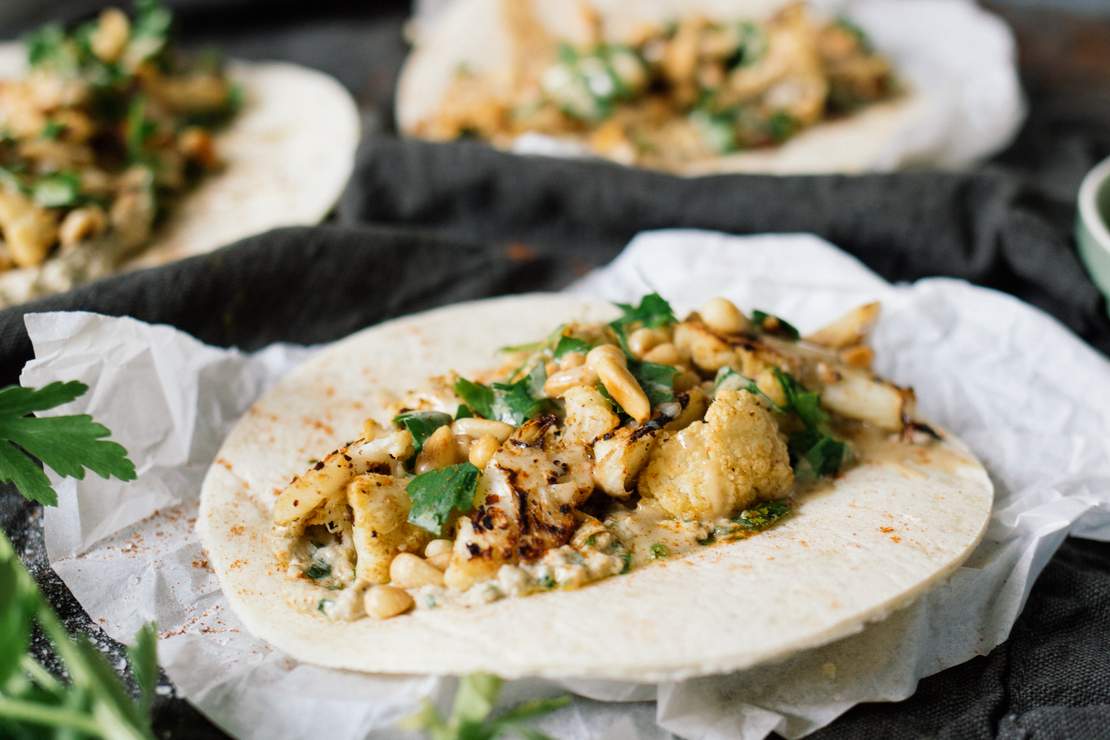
[427, 552, 451, 570]
[414, 426, 458, 473]
[557, 351, 586, 370]
[91, 8, 130, 63]
[425, 539, 453, 559]
[643, 342, 680, 365]
[389, 553, 445, 588]
[543, 365, 598, 397]
[468, 434, 500, 469]
[627, 327, 665, 357]
[587, 346, 651, 423]
[364, 585, 414, 620]
[452, 417, 513, 442]
[700, 297, 749, 335]
[58, 206, 106, 249]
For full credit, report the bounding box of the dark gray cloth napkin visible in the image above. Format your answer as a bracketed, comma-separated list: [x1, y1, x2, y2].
[1, 2, 1109, 739]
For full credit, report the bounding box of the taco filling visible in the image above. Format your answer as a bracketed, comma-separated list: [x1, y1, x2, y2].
[273, 294, 939, 622]
[411, 2, 898, 170]
[0, 1, 237, 286]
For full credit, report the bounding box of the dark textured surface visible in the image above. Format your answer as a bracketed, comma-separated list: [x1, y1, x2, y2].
[0, 1, 1109, 739]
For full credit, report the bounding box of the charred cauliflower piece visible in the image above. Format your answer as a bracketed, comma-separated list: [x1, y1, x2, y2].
[446, 415, 594, 589]
[562, 385, 619, 445]
[638, 389, 793, 519]
[348, 474, 430, 585]
[593, 425, 659, 498]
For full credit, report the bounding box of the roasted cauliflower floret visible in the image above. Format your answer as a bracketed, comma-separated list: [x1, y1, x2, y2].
[348, 474, 429, 585]
[562, 385, 619, 445]
[593, 425, 659, 498]
[638, 389, 793, 519]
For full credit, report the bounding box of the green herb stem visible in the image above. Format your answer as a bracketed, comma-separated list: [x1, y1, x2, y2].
[0, 697, 103, 735]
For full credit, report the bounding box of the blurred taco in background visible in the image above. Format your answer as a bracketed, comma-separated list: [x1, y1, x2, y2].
[398, 0, 912, 174]
[0, 0, 358, 306]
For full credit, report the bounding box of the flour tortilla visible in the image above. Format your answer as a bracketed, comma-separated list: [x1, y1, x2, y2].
[396, 0, 931, 176]
[0, 44, 359, 305]
[198, 293, 993, 681]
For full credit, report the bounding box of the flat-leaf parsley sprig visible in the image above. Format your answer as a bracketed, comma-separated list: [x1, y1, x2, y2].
[0, 381, 137, 506]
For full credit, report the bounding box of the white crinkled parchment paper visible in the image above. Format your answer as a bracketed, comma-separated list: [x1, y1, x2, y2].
[411, 0, 1024, 172]
[23, 231, 1110, 739]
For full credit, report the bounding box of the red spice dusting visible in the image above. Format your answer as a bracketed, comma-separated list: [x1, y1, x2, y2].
[880, 526, 894, 533]
[229, 525, 245, 536]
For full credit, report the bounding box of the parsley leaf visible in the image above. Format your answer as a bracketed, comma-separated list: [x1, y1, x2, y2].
[40, 120, 65, 140]
[453, 378, 495, 419]
[125, 96, 158, 163]
[751, 310, 800, 341]
[733, 499, 791, 530]
[402, 672, 569, 740]
[609, 293, 677, 353]
[629, 360, 677, 406]
[772, 369, 848, 478]
[31, 171, 82, 208]
[455, 374, 551, 427]
[0, 381, 136, 506]
[407, 462, 480, 536]
[552, 335, 592, 359]
[394, 411, 453, 463]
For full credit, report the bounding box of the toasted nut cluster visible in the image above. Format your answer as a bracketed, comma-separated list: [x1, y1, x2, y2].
[587, 345, 650, 423]
[627, 327, 668, 357]
[700, 297, 749, 335]
[389, 552, 444, 588]
[363, 585, 414, 620]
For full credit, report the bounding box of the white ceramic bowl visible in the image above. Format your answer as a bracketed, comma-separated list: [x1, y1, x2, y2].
[1077, 154, 1110, 317]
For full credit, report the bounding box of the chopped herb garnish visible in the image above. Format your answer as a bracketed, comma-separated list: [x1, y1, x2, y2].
[620, 551, 633, 573]
[766, 112, 799, 144]
[406, 462, 480, 536]
[453, 378, 495, 419]
[734, 499, 792, 530]
[773, 369, 849, 478]
[125, 96, 158, 163]
[305, 561, 331, 580]
[650, 543, 670, 560]
[751, 309, 800, 340]
[609, 293, 677, 354]
[537, 573, 555, 590]
[456, 374, 551, 427]
[31, 171, 81, 208]
[455, 404, 473, 420]
[317, 598, 332, 613]
[629, 360, 677, 406]
[553, 335, 592, 359]
[393, 411, 453, 463]
[690, 108, 738, 154]
[40, 120, 65, 140]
